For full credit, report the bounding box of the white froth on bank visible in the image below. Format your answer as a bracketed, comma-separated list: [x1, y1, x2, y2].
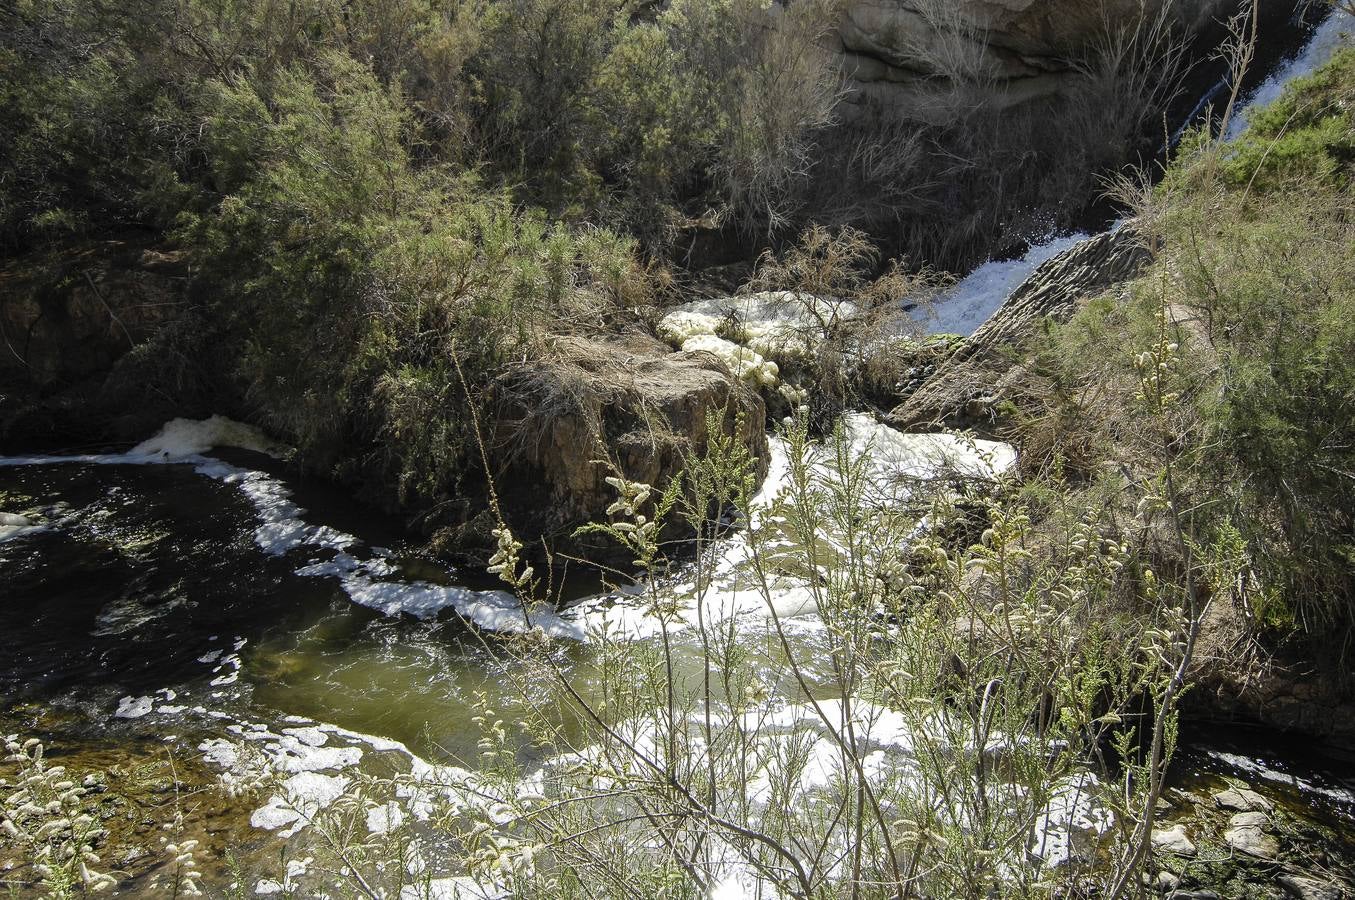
[658, 292, 859, 364]
[545, 695, 1111, 887]
[131, 415, 289, 458]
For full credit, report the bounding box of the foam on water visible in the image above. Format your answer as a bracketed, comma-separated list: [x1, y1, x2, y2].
[0, 416, 567, 634]
[565, 414, 1017, 640]
[925, 232, 1091, 337]
[130, 415, 290, 458]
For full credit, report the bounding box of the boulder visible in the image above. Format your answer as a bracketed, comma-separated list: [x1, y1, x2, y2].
[1, 234, 197, 449]
[0, 236, 187, 391]
[1213, 787, 1273, 813]
[491, 333, 768, 554]
[1183, 589, 1355, 745]
[1151, 823, 1197, 857]
[1224, 811, 1278, 858]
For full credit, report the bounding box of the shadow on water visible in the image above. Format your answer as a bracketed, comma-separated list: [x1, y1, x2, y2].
[0, 453, 596, 764]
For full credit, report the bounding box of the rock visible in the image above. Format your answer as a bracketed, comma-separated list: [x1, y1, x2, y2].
[1170, 892, 1221, 900]
[1183, 592, 1355, 745]
[1229, 811, 1270, 829]
[838, 0, 1236, 120]
[0, 237, 187, 391]
[1214, 787, 1273, 813]
[1, 235, 195, 448]
[1151, 824, 1197, 857]
[1224, 812, 1278, 858]
[891, 224, 1154, 429]
[492, 333, 768, 556]
[1278, 874, 1342, 900]
[1157, 870, 1182, 892]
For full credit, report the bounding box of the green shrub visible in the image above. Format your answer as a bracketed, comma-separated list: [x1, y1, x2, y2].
[1020, 47, 1355, 633]
[1219, 47, 1355, 191]
[187, 51, 641, 513]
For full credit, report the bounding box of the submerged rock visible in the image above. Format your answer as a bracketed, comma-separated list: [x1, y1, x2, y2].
[1224, 811, 1278, 858]
[1151, 823, 1197, 857]
[0, 510, 42, 542]
[1214, 787, 1273, 813]
[1278, 874, 1343, 900]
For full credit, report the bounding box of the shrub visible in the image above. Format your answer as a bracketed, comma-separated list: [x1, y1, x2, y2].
[187, 51, 643, 515]
[1015, 46, 1355, 633]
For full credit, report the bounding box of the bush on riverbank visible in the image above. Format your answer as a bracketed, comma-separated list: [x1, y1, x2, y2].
[1011, 48, 1355, 637]
[182, 52, 646, 510]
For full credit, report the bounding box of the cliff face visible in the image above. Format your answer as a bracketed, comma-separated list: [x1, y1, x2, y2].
[838, 0, 1231, 118]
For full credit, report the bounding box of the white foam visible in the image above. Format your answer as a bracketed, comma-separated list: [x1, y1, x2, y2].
[566, 415, 1016, 641]
[925, 232, 1090, 337]
[324, 569, 586, 637]
[131, 415, 288, 458]
[1030, 773, 1115, 869]
[680, 334, 780, 387]
[659, 292, 860, 365]
[400, 878, 506, 900]
[114, 695, 155, 719]
[366, 801, 405, 834]
[1, 418, 566, 637]
[250, 772, 352, 837]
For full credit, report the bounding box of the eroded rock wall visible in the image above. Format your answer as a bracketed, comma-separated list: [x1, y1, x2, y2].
[839, 0, 1233, 118]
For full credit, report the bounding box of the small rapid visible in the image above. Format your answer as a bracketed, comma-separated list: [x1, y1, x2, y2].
[926, 5, 1355, 341]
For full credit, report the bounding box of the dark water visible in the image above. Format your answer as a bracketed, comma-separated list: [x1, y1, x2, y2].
[0, 454, 565, 764]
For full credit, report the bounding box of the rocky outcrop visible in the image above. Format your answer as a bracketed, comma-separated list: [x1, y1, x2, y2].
[890, 223, 1154, 430]
[838, 0, 1231, 119]
[491, 333, 768, 554]
[1184, 592, 1355, 747]
[0, 236, 187, 390]
[0, 235, 199, 449]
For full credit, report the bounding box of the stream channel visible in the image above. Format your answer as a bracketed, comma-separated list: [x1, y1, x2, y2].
[2, 8, 1354, 897]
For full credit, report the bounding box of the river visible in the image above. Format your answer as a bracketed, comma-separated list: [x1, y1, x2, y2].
[3, 8, 1354, 898]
